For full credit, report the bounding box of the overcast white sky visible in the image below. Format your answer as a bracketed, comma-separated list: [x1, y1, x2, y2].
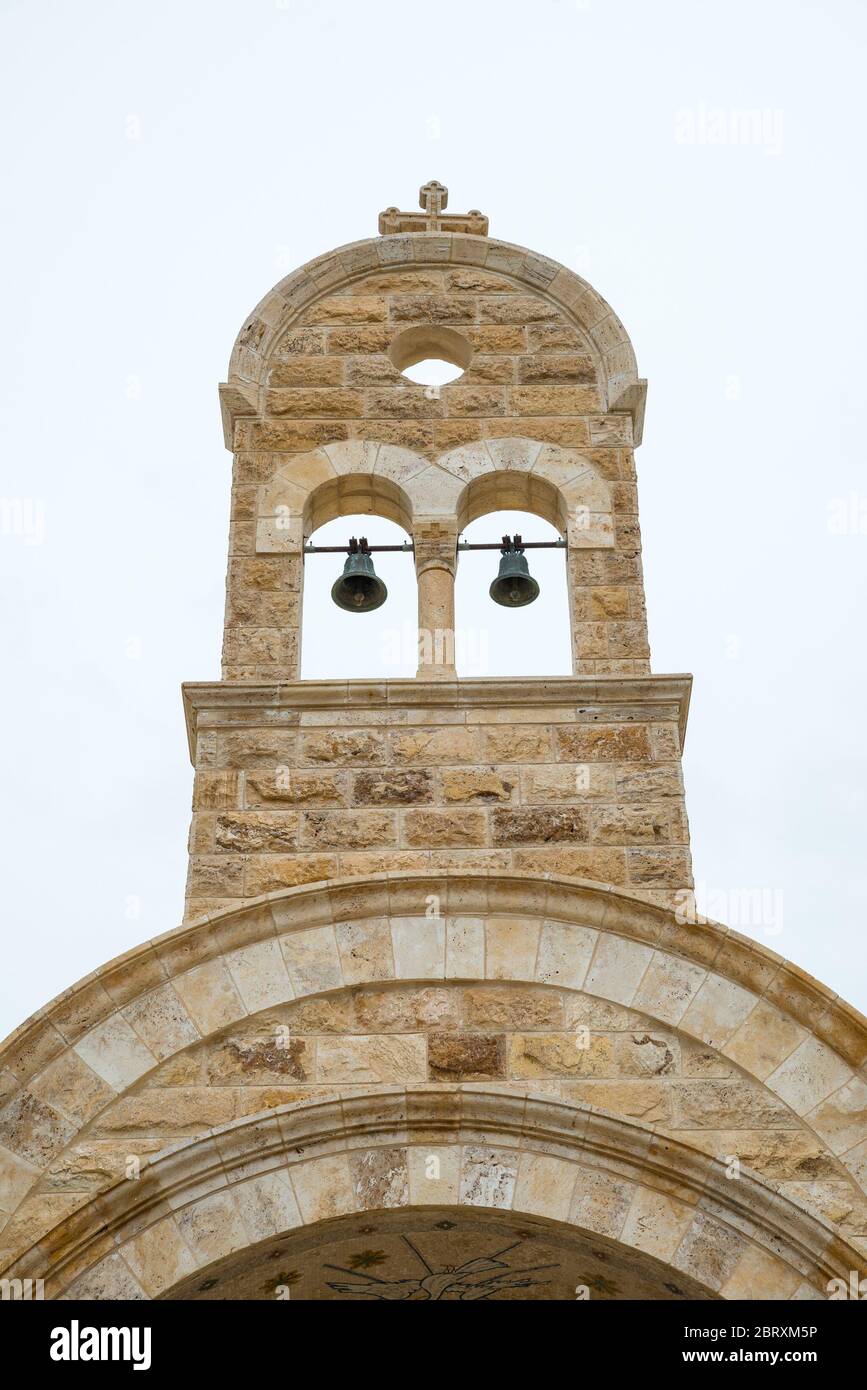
[1, 0, 865, 1038]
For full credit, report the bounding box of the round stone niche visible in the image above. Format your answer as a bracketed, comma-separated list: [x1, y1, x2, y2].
[387, 325, 473, 384]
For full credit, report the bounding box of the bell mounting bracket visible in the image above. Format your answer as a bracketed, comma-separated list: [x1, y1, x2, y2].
[304, 533, 565, 555]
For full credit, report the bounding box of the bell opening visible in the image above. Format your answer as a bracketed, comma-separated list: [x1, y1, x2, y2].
[454, 510, 570, 678]
[301, 515, 416, 679]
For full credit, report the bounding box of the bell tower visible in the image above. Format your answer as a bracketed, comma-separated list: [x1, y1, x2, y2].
[4, 184, 866, 1305]
[184, 182, 692, 922]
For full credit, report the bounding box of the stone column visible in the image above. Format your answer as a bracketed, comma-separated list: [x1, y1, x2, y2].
[413, 521, 458, 679]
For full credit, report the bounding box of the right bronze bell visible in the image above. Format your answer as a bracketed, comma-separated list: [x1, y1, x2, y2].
[331, 537, 388, 613]
[489, 535, 540, 608]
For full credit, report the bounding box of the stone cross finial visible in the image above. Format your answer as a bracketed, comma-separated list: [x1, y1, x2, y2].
[419, 180, 448, 221]
[378, 182, 489, 237]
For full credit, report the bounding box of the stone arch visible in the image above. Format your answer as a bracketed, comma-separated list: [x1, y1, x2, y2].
[222, 233, 644, 427]
[255, 441, 423, 553]
[254, 436, 613, 565]
[436, 438, 614, 549]
[6, 1090, 859, 1300]
[2, 873, 866, 1295]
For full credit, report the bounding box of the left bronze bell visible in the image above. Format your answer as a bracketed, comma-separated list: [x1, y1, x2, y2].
[330, 537, 388, 613]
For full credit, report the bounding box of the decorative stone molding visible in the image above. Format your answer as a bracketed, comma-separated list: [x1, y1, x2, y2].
[181, 674, 694, 761]
[4, 1091, 861, 1299]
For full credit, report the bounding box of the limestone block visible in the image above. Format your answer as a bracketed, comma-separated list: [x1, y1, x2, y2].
[316, 1035, 426, 1084]
[391, 727, 478, 764]
[807, 1076, 867, 1155]
[615, 764, 684, 800]
[301, 297, 388, 325]
[485, 918, 541, 981]
[29, 1049, 115, 1126]
[568, 1168, 635, 1238]
[522, 764, 616, 803]
[440, 769, 514, 803]
[301, 809, 396, 850]
[428, 1032, 506, 1081]
[175, 1189, 249, 1269]
[720, 1244, 801, 1301]
[353, 770, 433, 805]
[122, 987, 201, 1063]
[480, 726, 552, 763]
[224, 939, 293, 1013]
[73, 1016, 156, 1093]
[491, 807, 590, 847]
[232, 1170, 303, 1244]
[512, 847, 628, 883]
[591, 805, 670, 845]
[620, 1188, 697, 1263]
[0, 1089, 76, 1171]
[335, 919, 395, 984]
[560, 1080, 671, 1125]
[671, 1212, 748, 1293]
[632, 953, 707, 1026]
[246, 770, 348, 806]
[172, 961, 248, 1036]
[245, 855, 337, 895]
[670, 1080, 796, 1130]
[193, 771, 242, 810]
[403, 809, 487, 848]
[766, 1037, 853, 1116]
[556, 725, 652, 762]
[302, 731, 386, 765]
[215, 811, 299, 853]
[460, 1147, 518, 1208]
[515, 1153, 577, 1222]
[216, 731, 299, 769]
[279, 926, 343, 998]
[464, 985, 565, 1031]
[390, 917, 445, 979]
[445, 918, 486, 979]
[350, 1147, 409, 1210]
[535, 921, 598, 991]
[122, 1216, 199, 1297]
[407, 1145, 461, 1206]
[64, 1251, 147, 1301]
[583, 936, 654, 1007]
[679, 975, 758, 1051]
[724, 1000, 808, 1081]
[354, 986, 459, 1032]
[268, 357, 344, 387]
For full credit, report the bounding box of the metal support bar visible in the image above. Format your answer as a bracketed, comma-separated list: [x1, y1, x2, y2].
[457, 540, 566, 552]
[304, 539, 566, 555]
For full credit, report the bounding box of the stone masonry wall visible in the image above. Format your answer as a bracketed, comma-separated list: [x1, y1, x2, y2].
[184, 680, 692, 921]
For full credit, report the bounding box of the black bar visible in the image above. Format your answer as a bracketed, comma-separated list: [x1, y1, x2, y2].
[303, 540, 566, 554]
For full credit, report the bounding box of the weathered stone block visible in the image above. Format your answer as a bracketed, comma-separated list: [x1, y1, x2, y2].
[556, 725, 652, 762]
[403, 809, 487, 848]
[301, 810, 396, 850]
[491, 807, 590, 847]
[301, 731, 386, 765]
[214, 812, 299, 853]
[352, 769, 433, 805]
[428, 1031, 506, 1080]
[440, 769, 514, 802]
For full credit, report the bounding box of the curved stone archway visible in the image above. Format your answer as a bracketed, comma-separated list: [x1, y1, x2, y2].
[165, 1206, 716, 1302]
[9, 1091, 858, 1301]
[2, 873, 866, 1300]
